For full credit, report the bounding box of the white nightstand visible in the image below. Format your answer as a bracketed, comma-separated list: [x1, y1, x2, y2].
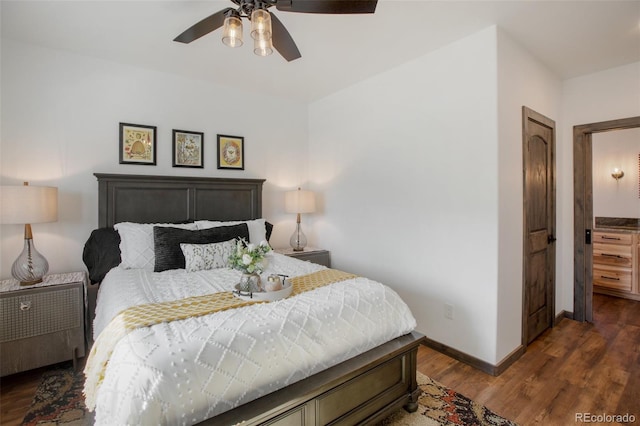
[0, 272, 87, 376]
[274, 247, 331, 267]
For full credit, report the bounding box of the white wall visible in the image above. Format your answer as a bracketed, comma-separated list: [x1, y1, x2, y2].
[496, 29, 561, 361]
[0, 39, 310, 278]
[592, 128, 640, 219]
[3, 31, 638, 368]
[308, 27, 501, 363]
[559, 61, 640, 312]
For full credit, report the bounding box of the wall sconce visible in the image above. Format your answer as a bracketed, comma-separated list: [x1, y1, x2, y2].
[611, 168, 624, 181]
[0, 182, 58, 285]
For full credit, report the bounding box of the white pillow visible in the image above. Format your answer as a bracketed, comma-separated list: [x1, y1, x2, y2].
[114, 222, 197, 270]
[180, 239, 236, 273]
[195, 218, 267, 245]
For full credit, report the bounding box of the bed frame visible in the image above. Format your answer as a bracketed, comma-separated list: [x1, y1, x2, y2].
[93, 173, 425, 425]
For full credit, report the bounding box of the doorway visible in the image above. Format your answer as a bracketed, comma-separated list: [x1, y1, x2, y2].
[522, 107, 556, 345]
[573, 116, 640, 322]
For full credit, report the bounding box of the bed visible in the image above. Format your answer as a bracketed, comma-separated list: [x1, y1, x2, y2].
[84, 173, 425, 426]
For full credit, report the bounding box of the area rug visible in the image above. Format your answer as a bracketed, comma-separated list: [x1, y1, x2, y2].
[379, 372, 517, 426]
[23, 367, 515, 426]
[21, 363, 91, 426]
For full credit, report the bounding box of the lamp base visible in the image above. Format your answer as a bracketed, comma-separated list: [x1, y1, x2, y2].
[289, 222, 308, 252]
[12, 230, 49, 287]
[20, 277, 44, 286]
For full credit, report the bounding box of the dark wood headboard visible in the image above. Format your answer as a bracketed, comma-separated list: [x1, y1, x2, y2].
[95, 173, 265, 227]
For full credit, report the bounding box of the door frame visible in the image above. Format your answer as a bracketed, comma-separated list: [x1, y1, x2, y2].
[573, 116, 640, 322]
[522, 106, 556, 346]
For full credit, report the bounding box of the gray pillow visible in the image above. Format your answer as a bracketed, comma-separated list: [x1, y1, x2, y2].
[154, 223, 249, 272]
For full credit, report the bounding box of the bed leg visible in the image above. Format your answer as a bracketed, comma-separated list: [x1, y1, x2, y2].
[403, 387, 421, 413]
[404, 401, 419, 413]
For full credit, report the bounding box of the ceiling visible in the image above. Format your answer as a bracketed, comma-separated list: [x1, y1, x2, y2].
[2, 0, 639, 102]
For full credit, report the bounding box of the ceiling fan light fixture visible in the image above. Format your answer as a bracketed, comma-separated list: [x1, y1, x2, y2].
[222, 13, 243, 47]
[254, 33, 273, 57]
[250, 8, 272, 40]
[174, 0, 379, 61]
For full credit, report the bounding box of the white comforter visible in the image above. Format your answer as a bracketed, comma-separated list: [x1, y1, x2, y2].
[91, 253, 416, 425]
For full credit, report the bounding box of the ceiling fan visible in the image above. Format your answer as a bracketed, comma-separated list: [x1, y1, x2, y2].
[173, 0, 378, 62]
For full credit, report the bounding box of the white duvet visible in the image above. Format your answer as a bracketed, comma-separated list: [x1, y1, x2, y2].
[91, 253, 416, 425]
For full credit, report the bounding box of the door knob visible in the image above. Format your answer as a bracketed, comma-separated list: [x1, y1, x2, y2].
[548, 234, 557, 244]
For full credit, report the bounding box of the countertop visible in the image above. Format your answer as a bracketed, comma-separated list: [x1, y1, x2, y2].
[594, 217, 640, 233]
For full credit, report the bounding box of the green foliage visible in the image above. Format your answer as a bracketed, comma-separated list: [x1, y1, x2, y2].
[228, 238, 271, 274]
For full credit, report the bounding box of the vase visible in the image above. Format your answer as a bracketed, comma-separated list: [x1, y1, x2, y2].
[265, 275, 283, 292]
[239, 272, 262, 293]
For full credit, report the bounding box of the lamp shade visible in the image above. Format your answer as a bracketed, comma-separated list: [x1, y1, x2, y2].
[1, 184, 58, 224]
[250, 9, 272, 40]
[253, 33, 273, 57]
[285, 188, 315, 214]
[222, 14, 243, 48]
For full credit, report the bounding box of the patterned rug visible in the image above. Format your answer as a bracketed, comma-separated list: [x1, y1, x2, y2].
[23, 367, 515, 426]
[379, 372, 517, 426]
[21, 363, 91, 426]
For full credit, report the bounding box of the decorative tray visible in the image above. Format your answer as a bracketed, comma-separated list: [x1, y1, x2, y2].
[232, 280, 293, 302]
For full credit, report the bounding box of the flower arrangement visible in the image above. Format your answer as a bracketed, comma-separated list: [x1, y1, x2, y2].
[228, 239, 271, 274]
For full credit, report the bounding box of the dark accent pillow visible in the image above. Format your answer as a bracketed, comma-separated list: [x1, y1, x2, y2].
[82, 227, 122, 284]
[154, 223, 249, 272]
[265, 221, 273, 242]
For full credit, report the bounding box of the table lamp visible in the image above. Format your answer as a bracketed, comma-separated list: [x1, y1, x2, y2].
[1, 182, 58, 285]
[285, 187, 315, 251]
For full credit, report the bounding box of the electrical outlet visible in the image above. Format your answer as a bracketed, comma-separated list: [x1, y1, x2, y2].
[444, 303, 454, 320]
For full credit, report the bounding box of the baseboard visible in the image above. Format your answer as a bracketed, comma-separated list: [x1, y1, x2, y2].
[423, 313, 575, 376]
[421, 337, 524, 376]
[493, 344, 525, 376]
[555, 310, 573, 325]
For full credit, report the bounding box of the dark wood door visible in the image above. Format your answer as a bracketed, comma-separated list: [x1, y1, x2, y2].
[572, 116, 640, 323]
[522, 107, 556, 345]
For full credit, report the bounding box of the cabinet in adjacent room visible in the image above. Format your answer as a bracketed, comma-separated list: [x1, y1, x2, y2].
[593, 230, 639, 301]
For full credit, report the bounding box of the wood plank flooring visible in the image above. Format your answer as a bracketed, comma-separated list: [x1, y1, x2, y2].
[0, 365, 46, 425]
[1, 293, 638, 425]
[419, 293, 640, 425]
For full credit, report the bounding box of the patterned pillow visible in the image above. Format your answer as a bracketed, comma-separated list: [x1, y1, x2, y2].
[180, 239, 237, 273]
[153, 223, 249, 272]
[115, 222, 196, 270]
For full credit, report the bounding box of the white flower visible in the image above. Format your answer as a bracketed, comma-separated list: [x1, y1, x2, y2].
[259, 240, 269, 247]
[228, 237, 270, 274]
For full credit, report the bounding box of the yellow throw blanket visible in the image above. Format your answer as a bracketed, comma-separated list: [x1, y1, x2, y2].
[83, 268, 357, 410]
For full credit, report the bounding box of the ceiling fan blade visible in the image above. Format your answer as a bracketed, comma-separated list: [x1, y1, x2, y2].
[174, 7, 233, 43]
[275, 0, 377, 14]
[270, 12, 302, 62]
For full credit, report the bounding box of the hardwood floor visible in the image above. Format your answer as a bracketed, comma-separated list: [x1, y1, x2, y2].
[1, 294, 638, 425]
[418, 293, 640, 425]
[0, 365, 46, 425]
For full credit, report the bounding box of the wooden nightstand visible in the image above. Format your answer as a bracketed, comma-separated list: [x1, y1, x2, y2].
[274, 247, 331, 267]
[0, 272, 87, 376]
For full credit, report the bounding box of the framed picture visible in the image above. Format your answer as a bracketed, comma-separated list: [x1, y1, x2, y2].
[217, 134, 244, 170]
[172, 129, 204, 168]
[119, 122, 156, 165]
